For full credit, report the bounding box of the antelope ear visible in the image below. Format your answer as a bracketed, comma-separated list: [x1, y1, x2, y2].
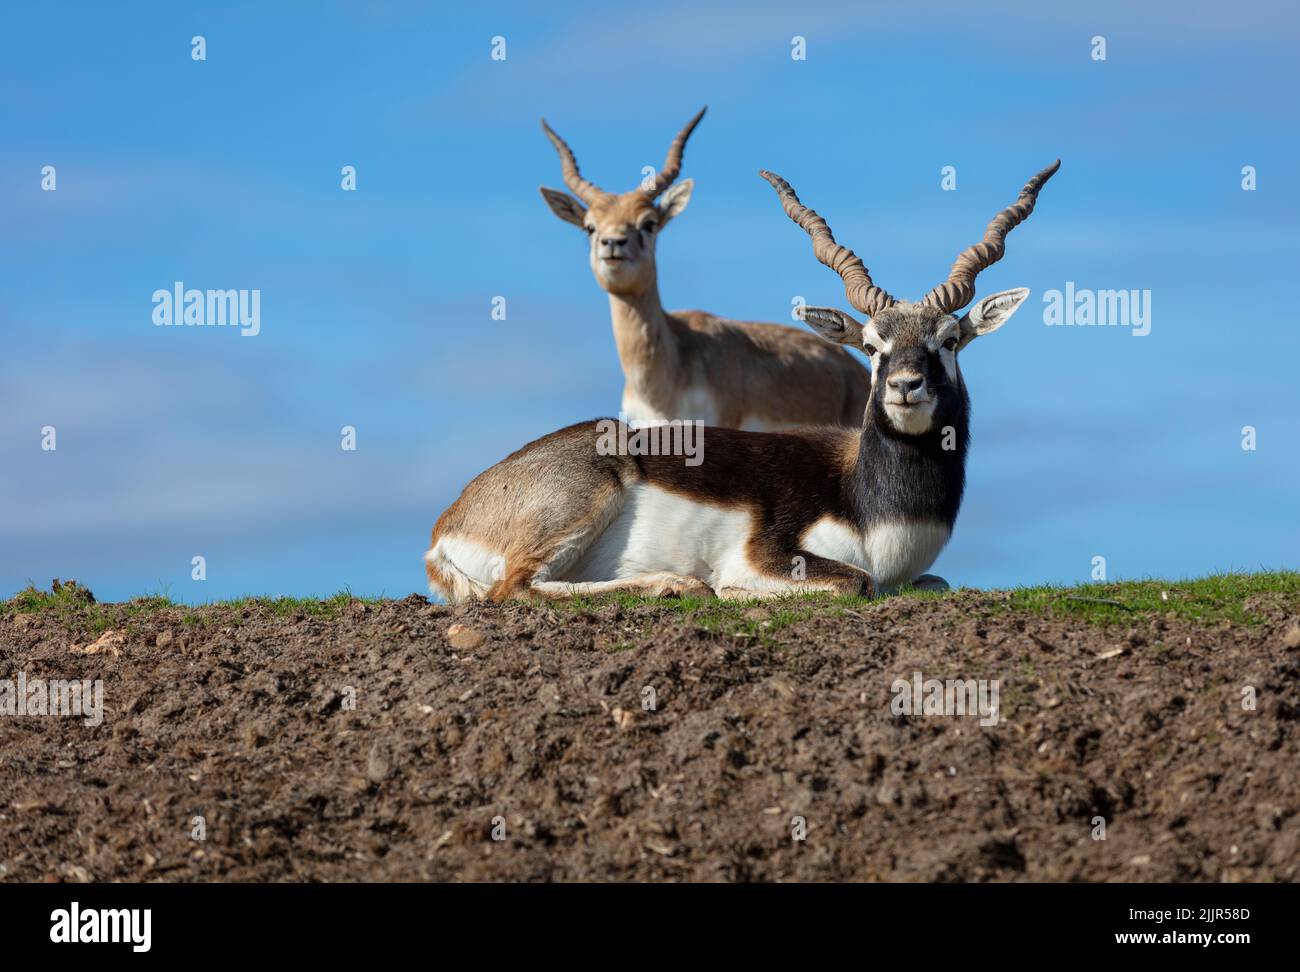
[959, 288, 1030, 343]
[658, 179, 694, 225]
[800, 306, 864, 346]
[539, 187, 587, 228]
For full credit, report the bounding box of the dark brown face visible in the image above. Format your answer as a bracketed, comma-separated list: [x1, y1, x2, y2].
[796, 300, 968, 437]
[858, 302, 966, 436]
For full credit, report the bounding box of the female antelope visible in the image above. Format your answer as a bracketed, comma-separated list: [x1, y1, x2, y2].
[539, 108, 870, 430]
[429, 161, 1059, 602]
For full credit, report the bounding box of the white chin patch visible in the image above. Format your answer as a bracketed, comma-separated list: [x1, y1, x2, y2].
[885, 401, 936, 435]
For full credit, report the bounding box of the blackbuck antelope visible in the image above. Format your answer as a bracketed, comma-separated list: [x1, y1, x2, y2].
[539, 108, 870, 430]
[428, 160, 1059, 602]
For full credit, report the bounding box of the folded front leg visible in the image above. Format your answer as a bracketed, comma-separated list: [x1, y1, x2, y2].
[717, 549, 873, 600]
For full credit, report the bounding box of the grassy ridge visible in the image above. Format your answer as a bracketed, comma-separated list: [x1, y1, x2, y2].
[1004, 571, 1300, 625]
[6, 582, 384, 635]
[557, 571, 1300, 635]
[7, 573, 1297, 634]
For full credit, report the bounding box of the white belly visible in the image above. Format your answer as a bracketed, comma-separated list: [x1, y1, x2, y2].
[624, 394, 811, 435]
[622, 385, 817, 435]
[623, 385, 720, 428]
[802, 516, 950, 593]
[565, 484, 753, 588]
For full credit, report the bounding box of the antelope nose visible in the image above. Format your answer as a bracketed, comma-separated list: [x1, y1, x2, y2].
[601, 236, 627, 248]
[888, 374, 925, 396]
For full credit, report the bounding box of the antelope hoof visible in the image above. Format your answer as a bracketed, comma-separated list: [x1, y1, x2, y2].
[911, 574, 950, 592]
[848, 573, 875, 598]
[653, 576, 714, 599]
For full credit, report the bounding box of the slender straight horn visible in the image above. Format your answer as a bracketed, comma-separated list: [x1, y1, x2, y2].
[540, 119, 607, 204]
[648, 107, 707, 196]
[759, 170, 896, 318]
[923, 159, 1061, 314]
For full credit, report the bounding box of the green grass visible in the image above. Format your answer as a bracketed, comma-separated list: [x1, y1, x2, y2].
[214, 592, 382, 618]
[7, 583, 385, 632]
[8, 581, 176, 634]
[1003, 571, 1300, 625]
[7, 572, 1296, 632]
[553, 572, 1299, 633]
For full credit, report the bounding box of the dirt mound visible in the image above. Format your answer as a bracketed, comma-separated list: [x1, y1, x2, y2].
[2, 585, 1298, 882]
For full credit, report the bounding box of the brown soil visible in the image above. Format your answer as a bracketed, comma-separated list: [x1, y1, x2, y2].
[2, 589, 1298, 882]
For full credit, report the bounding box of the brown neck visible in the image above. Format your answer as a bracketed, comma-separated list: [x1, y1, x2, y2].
[607, 281, 681, 409]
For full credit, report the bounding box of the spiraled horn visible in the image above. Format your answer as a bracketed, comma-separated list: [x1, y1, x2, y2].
[922, 160, 1061, 314]
[647, 107, 707, 196]
[759, 170, 896, 318]
[540, 118, 607, 204]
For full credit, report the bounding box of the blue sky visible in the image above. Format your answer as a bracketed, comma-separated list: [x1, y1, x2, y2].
[2, 0, 1297, 602]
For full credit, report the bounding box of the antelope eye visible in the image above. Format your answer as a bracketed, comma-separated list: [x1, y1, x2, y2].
[585, 225, 596, 235]
[864, 343, 878, 356]
[640, 222, 657, 234]
[942, 337, 958, 351]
